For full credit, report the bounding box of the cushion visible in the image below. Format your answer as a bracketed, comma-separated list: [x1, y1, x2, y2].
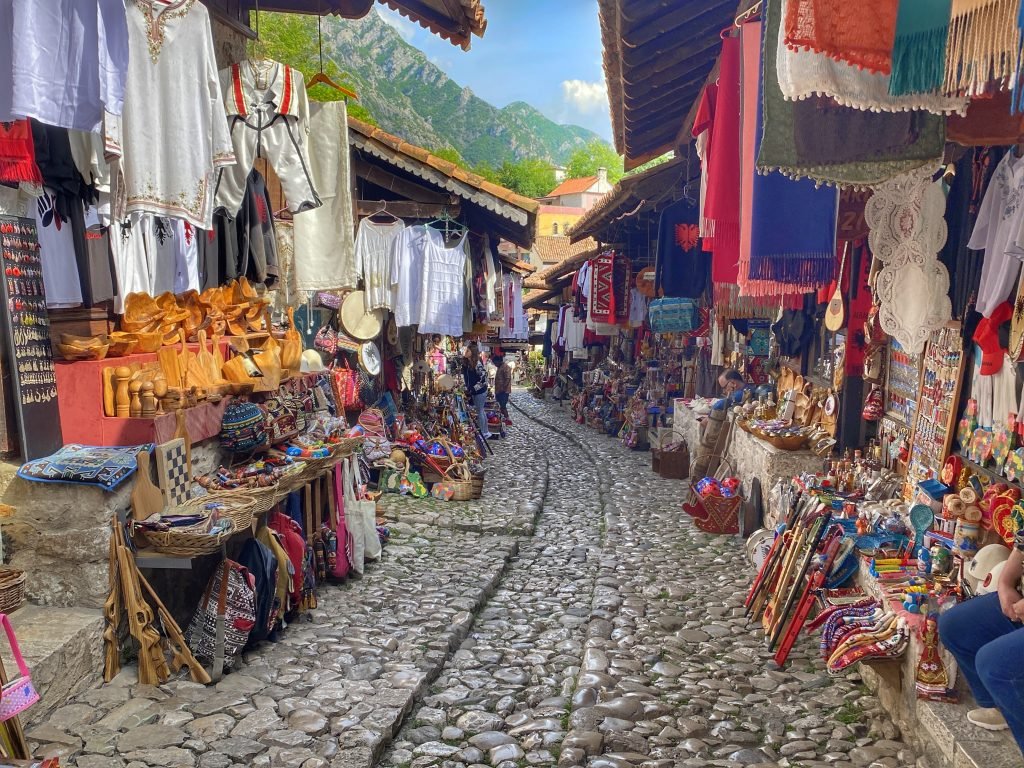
[18, 443, 154, 491]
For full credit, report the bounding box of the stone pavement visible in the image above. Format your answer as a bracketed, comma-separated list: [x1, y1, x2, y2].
[30, 393, 920, 768]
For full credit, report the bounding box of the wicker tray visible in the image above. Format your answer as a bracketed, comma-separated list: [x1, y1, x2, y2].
[142, 498, 234, 557]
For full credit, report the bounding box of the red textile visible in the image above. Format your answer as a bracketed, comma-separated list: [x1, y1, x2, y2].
[784, 0, 899, 75]
[269, 512, 305, 607]
[693, 82, 719, 253]
[701, 35, 742, 284]
[0, 120, 43, 185]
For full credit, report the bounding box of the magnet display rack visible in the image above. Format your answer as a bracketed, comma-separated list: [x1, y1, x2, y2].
[904, 326, 966, 497]
[0, 215, 62, 460]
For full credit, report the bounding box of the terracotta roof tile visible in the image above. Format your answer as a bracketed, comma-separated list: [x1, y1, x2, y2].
[379, 0, 487, 50]
[532, 235, 599, 265]
[546, 176, 599, 198]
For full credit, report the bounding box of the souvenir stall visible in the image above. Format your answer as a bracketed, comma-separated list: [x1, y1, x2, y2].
[0, 0, 542, 709]
[594, 0, 1024, 756]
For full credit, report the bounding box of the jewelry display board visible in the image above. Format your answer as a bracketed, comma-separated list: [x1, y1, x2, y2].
[904, 326, 965, 496]
[0, 216, 62, 460]
[885, 339, 921, 427]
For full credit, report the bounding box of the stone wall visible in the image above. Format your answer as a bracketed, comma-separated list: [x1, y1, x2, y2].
[210, 16, 247, 69]
[1, 442, 221, 609]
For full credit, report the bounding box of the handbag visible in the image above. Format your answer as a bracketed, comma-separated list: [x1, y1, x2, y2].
[315, 291, 341, 310]
[0, 614, 39, 722]
[648, 297, 698, 333]
[314, 323, 338, 356]
[262, 393, 303, 445]
[185, 559, 258, 669]
[343, 457, 379, 573]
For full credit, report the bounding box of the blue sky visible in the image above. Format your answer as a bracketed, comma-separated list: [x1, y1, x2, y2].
[376, 1, 612, 141]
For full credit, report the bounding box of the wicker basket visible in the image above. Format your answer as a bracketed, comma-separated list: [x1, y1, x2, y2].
[470, 471, 485, 499]
[142, 498, 234, 557]
[274, 464, 308, 501]
[444, 462, 474, 502]
[206, 486, 270, 521]
[0, 569, 26, 614]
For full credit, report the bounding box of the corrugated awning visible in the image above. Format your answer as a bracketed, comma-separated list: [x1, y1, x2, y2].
[601, 0, 740, 169]
[239, 0, 486, 49]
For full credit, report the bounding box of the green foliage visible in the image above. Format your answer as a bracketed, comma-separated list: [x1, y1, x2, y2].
[625, 152, 674, 177]
[472, 162, 500, 183]
[496, 158, 557, 199]
[252, 12, 373, 120]
[565, 139, 625, 183]
[431, 146, 466, 167]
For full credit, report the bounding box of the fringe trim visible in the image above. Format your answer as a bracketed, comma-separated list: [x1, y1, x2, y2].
[780, 82, 968, 116]
[750, 249, 836, 285]
[889, 26, 950, 96]
[0, 158, 42, 185]
[943, 0, 1021, 96]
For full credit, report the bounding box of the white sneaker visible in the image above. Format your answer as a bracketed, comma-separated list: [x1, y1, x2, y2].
[967, 707, 1009, 731]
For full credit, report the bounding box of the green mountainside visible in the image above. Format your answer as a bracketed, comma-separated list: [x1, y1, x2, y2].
[320, 11, 602, 166]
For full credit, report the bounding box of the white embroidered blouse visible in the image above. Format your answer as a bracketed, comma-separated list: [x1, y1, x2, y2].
[105, 0, 235, 229]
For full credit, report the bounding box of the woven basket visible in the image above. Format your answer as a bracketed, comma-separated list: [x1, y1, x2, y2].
[206, 486, 269, 521]
[470, 471, 485, 500]
[142, 498, 234, 557]
[274, 464, 308, 500]
[329, 436, 363, 458]
[0, 569, 25, 614]
[444, 462, 474, 502]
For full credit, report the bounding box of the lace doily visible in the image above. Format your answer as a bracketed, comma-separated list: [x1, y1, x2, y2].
[874, 260, 951, 353]
[865, 167, 948, 267]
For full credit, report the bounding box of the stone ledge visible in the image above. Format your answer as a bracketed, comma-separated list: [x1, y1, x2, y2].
[0, 604, 104, 726]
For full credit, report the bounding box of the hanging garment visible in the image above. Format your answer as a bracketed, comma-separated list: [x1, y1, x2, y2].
[889, 0, 954, 96]
[784, 0, 899, 74]
[948, 92, 1024, 147]
[291, 100, 356, 292]
[749, 17, 838, 292]
[31, 121, 97, 217]
[776, 0, 966, 114]
[215, 60, 319, 217]
[759, 0, 945, 188]
[866, 167, 951, 353]
[0, 120, 42, 185]
[173, 219, 199, 294]
[692, 83, 717, 238]
[628, 288, 648, 328]
[34, 190, 84, 308]
[484, 235, 498, 317]
[589, 252, 618, 325]
[355, 218, 405, 312]
[418, 232, 468, 337]
[655, 198, 708, 298]
[269, 219, 298, 314]
[970, 152, 1024, 317]
[0, 0, 128, 132]
[390, 224, 431, 328]
[699, 35, 742, 282]
[75, 204, 116, 306]
[105, 0, 235, 229]
[234, 169, 279, 287]
[110, 213, 182, 302]
[462, 251, 474, 335]
[943, 0, 1021, 97]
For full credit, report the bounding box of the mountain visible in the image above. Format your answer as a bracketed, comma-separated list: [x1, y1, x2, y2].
[321, 11, 603, 167]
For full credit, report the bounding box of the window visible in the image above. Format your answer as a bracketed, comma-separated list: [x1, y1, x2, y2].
[552, 222, 559, 234]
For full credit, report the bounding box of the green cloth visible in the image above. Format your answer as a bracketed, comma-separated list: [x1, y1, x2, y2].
[889, 0, 953, 96]
[757, 0, 945, 187]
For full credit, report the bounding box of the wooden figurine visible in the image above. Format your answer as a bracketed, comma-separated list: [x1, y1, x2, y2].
[114, 366, 132, 418]
[153, 378, 168, 413]
[140, 382, 156, 418]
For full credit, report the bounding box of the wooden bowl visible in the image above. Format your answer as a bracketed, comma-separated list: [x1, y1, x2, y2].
[57, 343, 109, 361]
[106, 337, 139, 357]
[131, 332, 164, 353]
[60, 333, 107, 348]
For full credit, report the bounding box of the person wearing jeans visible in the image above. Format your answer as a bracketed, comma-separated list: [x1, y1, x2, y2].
[493, 354, 512, 425]
[462, 344, 491, 439]
[939, 546, 1024, 755]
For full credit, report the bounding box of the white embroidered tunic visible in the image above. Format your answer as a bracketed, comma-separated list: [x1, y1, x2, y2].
[105, 0, 235, 229]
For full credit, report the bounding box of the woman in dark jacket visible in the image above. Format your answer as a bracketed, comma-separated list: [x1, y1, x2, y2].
[463, 344, 492, 438]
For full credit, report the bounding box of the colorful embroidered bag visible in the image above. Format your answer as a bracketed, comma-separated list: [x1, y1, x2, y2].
[0, 614, 38, 721]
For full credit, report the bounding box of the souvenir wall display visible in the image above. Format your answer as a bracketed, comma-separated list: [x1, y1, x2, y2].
[0, 216, 62, 459]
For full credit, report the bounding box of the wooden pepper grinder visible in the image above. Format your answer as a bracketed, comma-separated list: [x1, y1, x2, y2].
[153, 378, 168, 413]
[114, 366, 132, 418]
[140, 382, 156, 418]
[129, 379, 143, 418]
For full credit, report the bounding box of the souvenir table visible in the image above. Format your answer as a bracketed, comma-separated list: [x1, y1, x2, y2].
[726, 425, 821, 524]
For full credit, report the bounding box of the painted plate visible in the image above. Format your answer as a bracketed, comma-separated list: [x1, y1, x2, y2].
[992, 498, 1016, 545]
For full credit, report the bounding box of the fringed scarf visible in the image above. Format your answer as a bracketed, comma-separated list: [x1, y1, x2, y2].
[889, 0, 953, 96]
[750, 12, 840, 289]
[0, 120, 42, 185]
[760, 0, 946, 187]
[784, 0, 899, 75]
[943, 0, 1021, 97]
[947, 90, 1024, 145]
[704, 34, 742, 285]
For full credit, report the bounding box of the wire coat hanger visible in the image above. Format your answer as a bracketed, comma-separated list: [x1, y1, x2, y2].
[367, 201, 400, 223]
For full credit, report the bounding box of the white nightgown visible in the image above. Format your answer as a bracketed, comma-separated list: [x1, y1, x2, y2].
[418, 232, 468, 337]
[354, 218, 405, 312]
[105, 0, 235, 230]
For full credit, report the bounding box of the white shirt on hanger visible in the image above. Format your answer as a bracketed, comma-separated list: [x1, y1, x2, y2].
[970, 152, 1024, 317]
[390, 224, 432, 328]
[418, 230, 468, 337]
[355, 218, 405, 312]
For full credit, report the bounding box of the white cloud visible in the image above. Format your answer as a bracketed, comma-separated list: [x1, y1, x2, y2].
[561, 79, 608, 114]
[376, 7, 418, 42]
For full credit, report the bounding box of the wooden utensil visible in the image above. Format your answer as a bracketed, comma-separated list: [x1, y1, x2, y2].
[173, 409, 192, 476]
[103, 366, 116, 417]
[212, 332, 226, 371]
[178, 329, 195, 389]
[158, 344, 181, 391]
[281, 307, 302, 375]
[136, 566, 211, 684]
[197, 330, 220, 384]
[130, 450, 164, 522]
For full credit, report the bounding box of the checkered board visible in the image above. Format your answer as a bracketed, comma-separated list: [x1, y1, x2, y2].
[154, 438, 190, 508]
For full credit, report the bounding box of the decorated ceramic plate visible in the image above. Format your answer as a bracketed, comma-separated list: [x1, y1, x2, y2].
[992, 498, 1016, 545]
[748, 530, 775, 571]
[1006, 448, 1024, 483]
[993, 428, 1013, 472]
[958, 417, 974, 453]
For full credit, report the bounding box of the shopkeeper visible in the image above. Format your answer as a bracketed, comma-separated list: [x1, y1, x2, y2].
[939, 543, 1024, 754]
[713, 369, 750, 410]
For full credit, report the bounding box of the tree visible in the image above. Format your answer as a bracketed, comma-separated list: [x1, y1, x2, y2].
[431, 146, 465, 167]
[565, 139, 625, 184]
[472, 161, 500, 184]
[496, 158, 557, 199]
[252, 12, 376, 126]
[625, 152, 674, 177]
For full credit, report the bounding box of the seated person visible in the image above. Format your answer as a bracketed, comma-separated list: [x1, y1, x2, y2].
[713, 368, 749, 410]
[938, 544, 1024, 755]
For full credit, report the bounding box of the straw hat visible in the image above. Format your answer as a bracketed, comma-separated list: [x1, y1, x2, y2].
[1010, 279, 1024, 361]
[340, 291, 383, 341]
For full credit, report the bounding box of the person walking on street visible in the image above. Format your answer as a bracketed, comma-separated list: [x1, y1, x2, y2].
[494, 354, 512, 426]
[462, 344, 492, 439]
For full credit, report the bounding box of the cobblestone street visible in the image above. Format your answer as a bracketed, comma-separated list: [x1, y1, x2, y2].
[32, 393, 917, 768]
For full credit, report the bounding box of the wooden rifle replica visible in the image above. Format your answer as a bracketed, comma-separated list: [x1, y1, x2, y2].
[767, 510, 832, 646]
[745, 491, 804, 618]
